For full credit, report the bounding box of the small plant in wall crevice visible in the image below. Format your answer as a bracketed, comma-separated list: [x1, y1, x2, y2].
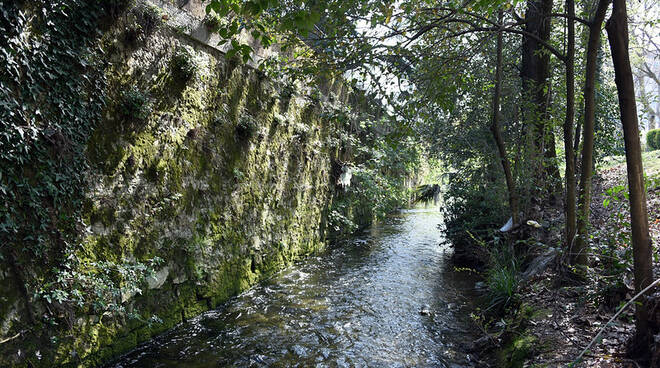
[170, 46, 198, 85]
[137, 4, 162, 36]
[236, 115, 258, 141]
[119, 87, 152, 128]
[203, 12, 224, 32]
[232, 167, 246, 181]
[122, 4, 162, 46]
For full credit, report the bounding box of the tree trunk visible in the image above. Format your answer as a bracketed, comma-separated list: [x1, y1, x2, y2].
[544, 91, 563, 202]
[491, 11, 519, 225]
[572, 0, 609, 265]
[563, 0, 577, 249]
[521, 0, 558, 204]
[606, 0, 655, 353]
[572, 0, 593, 173]
[573, 117, 581, 170]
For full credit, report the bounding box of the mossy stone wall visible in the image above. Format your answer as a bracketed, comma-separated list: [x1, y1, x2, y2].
[0, 1, 354, 366]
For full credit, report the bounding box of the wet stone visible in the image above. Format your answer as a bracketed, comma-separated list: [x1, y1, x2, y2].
[420, 304, 432, 316]
[291, 344, 308, 357]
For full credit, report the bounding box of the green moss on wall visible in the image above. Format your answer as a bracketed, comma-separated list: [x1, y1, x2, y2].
[0, 1, 365, 366]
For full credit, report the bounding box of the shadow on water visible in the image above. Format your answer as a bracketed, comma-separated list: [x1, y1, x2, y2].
[109, 208, 480, 368]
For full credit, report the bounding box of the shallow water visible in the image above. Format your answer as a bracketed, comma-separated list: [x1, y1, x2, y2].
[110, 209, 479, 367]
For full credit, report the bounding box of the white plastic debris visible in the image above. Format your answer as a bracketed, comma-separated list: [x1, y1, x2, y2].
[499, 217, 513, 232]
[338, 166, 353, 187]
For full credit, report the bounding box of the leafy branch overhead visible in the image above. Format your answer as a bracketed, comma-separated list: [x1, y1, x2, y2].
[205, 0, 321, 62]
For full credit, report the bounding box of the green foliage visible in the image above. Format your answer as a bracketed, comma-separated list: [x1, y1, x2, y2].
[485, 242, 520, 313]
[327, 205, 359, 234]
[170, 47, 197, 85]
[413, 31, 518, 247]
[325, 108, 421, 238]
[119, 87, 152, 126]
[499, 332, 537, 368]
[204, 0, 320, 62]
[236, 115, 258, 140]
[472, 302, 537, 368]
[0, 0, 106, 265]
[232, 167, 246, 181]
[37, 257, 163, 324]
[349, 166, 407, 221]
[592, 184, 633, 308]
[139, 4, 162, 33]
[594, 78, 626, 160]
[203, 11, 224, 32]
[443, 165, 510, 248]
[0, 0, 163, 343]
[648, 129, 660, 150]
[122, 5, 161, 46]
[412, 184, 441, 204]
[329, 164, 410, 237]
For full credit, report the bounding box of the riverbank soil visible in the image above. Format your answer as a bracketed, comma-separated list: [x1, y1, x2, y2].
[469, 152, 660, 367]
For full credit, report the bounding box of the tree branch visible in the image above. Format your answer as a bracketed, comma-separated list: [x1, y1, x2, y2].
[549, 12, 590, 26]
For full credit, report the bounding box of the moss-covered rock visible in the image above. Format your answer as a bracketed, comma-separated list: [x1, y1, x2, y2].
[497, 304, 539, 368]
[499, 333, 538, 368]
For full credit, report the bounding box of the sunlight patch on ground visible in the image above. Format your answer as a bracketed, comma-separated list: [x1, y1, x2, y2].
[599, 149, 660, 177]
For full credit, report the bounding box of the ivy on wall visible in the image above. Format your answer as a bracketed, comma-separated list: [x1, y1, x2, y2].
[0, 0, 104, 270]
[0, 0, 159, 338]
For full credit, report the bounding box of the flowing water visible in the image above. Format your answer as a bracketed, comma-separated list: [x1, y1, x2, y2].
[110, 209, 479, 367]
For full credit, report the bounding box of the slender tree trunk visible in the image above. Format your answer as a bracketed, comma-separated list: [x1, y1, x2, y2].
[491, 11, 519, 226]
[572, 0, 592, 173]
[563, 0, 577, 249]
[572, 0, 609, 265]
[593, 42, 606, 169]
[606, 0, 655, 352]
[573, 119, 582, 167]
[544, 77, 563, 199]
[544, 87, 563, 201]
[573, 118, 581, 170]
[521, 0, 558, 204]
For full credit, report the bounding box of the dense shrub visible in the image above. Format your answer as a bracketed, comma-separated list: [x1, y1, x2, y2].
[648, 129, 660, 151]
[442, 161, 510, 248]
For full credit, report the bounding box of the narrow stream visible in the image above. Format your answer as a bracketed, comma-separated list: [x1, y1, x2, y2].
[110, 209, 479, 367]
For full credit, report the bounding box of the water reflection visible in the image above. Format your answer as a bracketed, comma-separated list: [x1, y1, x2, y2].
[110, 209, 478, 367]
